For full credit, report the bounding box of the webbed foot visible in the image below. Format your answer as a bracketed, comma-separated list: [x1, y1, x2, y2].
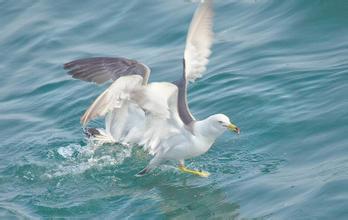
[178, 165, 210, 177]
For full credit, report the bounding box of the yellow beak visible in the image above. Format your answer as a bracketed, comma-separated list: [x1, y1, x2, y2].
[227, 123, 240, 134]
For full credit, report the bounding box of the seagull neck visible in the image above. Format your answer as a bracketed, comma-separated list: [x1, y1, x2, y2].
[194, 119, 223, 142]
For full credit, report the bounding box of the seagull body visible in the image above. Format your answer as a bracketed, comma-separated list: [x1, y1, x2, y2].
[64, 0, 239, 177]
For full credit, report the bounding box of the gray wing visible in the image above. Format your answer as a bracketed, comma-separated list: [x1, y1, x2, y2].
[64, 57, 150, 85]
[174, 60, 195, 126]
[176, 0, 214, 126]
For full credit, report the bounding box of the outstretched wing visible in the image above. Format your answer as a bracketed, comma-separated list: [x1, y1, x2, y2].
[176, 0, 214, 126]
[64, 57, 150, 85]
[64, 56, 151, 126]
[184, 0, 213, 83]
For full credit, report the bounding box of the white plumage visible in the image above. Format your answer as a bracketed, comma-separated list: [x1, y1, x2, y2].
[64, 0, 239, 177]
[184, 0, 214, 82]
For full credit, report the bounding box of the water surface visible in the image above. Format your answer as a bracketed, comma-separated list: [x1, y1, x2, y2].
[1, 0, 348, 219]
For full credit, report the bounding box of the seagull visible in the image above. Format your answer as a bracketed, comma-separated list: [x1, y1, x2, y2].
[64, 0, 240, 177]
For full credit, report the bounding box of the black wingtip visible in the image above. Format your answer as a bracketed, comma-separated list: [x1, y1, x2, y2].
[63, 61, 76, 70]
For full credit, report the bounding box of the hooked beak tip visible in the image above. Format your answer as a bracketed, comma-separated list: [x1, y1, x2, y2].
[227, 123, 240, 134]
[236, 127, 240, 135]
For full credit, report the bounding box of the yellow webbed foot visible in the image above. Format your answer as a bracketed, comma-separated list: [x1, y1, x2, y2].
[178, 165, 210, 177]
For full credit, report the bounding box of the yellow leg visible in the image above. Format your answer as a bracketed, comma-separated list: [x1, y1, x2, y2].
[178, 165, 210, 177]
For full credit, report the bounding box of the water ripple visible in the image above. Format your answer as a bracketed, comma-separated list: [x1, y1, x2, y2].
[1, 0, 348, 219]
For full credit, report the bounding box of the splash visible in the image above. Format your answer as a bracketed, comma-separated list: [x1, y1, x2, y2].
[45, 142, 132, 178]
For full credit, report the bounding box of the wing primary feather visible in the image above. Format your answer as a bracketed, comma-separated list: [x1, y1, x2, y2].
[64, 57, 151, 85]
[175, 0, 214, 125]
[184, 0, 214, 82]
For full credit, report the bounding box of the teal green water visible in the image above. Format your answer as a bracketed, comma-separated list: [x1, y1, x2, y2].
[1, 0, 348, 219]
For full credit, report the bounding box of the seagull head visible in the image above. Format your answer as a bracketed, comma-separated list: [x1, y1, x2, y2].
[210, 114, 240, 134]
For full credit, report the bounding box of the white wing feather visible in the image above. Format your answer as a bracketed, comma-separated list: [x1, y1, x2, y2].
[133, 83, 183, 155]
[80, 75, 143, 126]
[77, 1, 214, 160]
[184, 0, 214, 82]
[81, 75, 183, 156]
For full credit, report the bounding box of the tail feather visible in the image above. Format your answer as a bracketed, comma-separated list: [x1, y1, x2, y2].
[135, 156, 162, 177]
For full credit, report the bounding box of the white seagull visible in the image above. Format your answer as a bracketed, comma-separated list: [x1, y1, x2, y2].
[64, 0, 240, 177]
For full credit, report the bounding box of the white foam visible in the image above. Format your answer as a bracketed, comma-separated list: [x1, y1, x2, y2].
[57, 144, 78, 158]
[45, 143, 132, 178]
